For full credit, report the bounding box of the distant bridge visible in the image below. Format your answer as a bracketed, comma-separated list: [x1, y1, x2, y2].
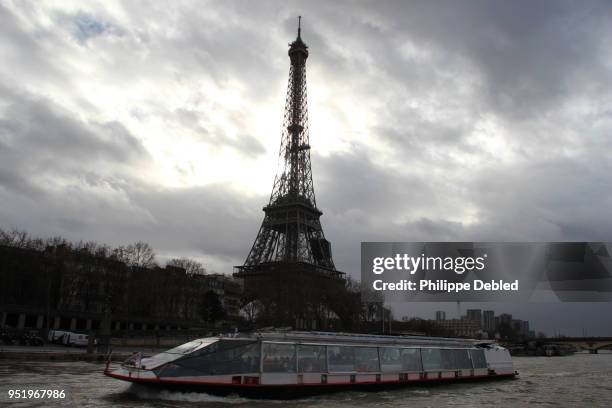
[536, 337, 612, 353]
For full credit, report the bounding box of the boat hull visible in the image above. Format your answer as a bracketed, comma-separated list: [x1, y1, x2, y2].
[105, 371, 518, 399]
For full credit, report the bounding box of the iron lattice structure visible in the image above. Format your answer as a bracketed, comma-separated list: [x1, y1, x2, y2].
[236, 19, 344, 281]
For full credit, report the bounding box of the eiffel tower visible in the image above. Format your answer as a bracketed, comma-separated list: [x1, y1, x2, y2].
[234, 17, 346, 329]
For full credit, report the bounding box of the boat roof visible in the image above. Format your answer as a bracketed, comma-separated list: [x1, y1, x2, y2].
[225, 330, 491, 348]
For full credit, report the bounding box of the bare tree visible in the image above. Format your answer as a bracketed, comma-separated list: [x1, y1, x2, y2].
[167, 257, 206, 275]
[240, 296, 262, 324]
[28, 238, 46, 250]
[0, 228, 30, 248]
[114, 242, 156, 268]
[76, 240, 101, 254]
[93, 243, 112, 258]
[45, 235, 70, 249]
[74, 241, 113, 258]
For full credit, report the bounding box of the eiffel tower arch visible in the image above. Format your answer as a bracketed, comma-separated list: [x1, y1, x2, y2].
[234, 18, 347, 330]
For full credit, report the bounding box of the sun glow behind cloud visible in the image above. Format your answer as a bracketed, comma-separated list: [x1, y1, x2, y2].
[2, 1, 396, 201]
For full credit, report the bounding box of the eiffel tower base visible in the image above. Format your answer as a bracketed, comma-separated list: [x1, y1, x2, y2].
[236, 262, 346, 330]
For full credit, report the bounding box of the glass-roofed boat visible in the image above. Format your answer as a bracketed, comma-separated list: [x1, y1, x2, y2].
[104, 331, 517, 398]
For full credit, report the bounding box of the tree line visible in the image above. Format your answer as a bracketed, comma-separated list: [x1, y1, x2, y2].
[0, 226, 205, 273]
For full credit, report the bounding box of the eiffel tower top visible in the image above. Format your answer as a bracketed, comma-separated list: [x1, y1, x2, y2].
[289, 16, 308, 58]
[268, 16, 316, 209]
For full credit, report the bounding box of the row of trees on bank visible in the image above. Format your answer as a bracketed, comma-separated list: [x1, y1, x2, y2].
[0, 227, 206, 273]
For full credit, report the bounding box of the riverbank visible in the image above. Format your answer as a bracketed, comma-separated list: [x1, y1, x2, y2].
[0, 344, 165, 362]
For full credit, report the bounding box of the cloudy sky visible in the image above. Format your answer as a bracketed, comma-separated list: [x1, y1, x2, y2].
[2, 1, 612, 335]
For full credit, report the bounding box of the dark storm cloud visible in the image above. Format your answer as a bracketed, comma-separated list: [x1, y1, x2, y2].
[464, 157, 612, 241]
[0, 85, 264, 264]
[374, 114, 478, 170]
[314, 147, 436, 217]
[127, 185, 265, 261]
[0, 177, 265, 269]
[0, 85, 148, 170]
[312, 147, 469, 277]
[338, 0, 612, 119]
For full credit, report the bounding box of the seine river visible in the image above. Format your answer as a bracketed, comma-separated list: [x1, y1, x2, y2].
[1, 353, 611, 407]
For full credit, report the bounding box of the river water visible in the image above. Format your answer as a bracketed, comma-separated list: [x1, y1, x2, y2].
[0, 353, 611, 407]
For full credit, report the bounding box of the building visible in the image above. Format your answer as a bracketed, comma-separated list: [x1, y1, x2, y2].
[198, 274, 242, 318]
[435, 318, 480, 338]
[0, 244, 242, 333]
[483, 310, 495, 332]
[520, 320, 530, 337]
[499, 313, 513, 325]
[466, 309, 482, 328]
[511, 319, 531, 338]
[435, 311, 446, 322]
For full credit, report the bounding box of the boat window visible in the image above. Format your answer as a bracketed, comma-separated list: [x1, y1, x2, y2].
[469, 349, 487, 368]
[140, 338, 216, 369]
[421, 348, 442, 370]
[354, 347, 379, 372]
[263, 343, 296, 373]
[328, 346, 356, 372]
[399, 348, 422, 371]
[157, 340, 260, 376]
[298, 345, 326, 373]
[157, 338, 214, 357]
[441, 349, 472, 369]
[379, 347, 402, 371]
[456, 349, 472, 369]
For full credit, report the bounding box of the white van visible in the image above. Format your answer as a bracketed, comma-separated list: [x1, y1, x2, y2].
[48, 330, 70, 344]
[62, 332, 89, 347]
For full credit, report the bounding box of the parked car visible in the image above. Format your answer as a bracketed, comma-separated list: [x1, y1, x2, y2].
[21, 332, 44, 346]
[1, 330, 43, 346]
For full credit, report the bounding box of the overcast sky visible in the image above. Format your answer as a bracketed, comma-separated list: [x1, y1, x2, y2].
[1, 1, 612, 335]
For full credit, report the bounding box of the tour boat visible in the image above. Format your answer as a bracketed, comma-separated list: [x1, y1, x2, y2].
[104, 331, 517, 398]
